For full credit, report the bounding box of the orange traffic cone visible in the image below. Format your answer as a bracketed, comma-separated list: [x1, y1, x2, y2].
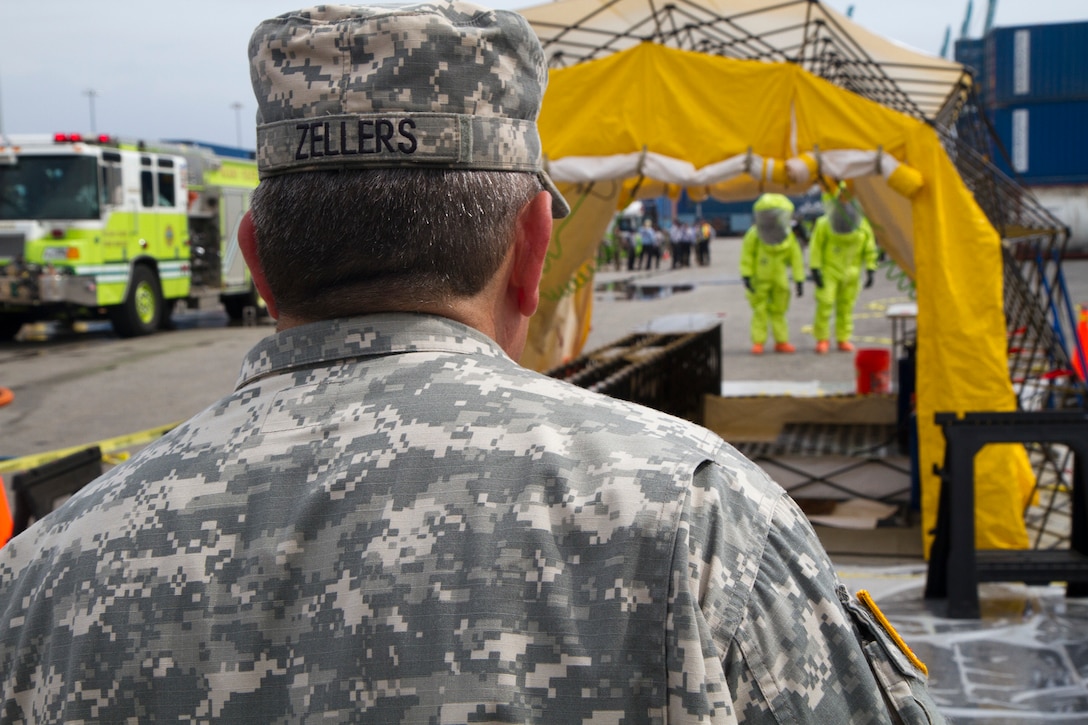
[1074, 307, 1088, 383]
[0, 476, 12, 547]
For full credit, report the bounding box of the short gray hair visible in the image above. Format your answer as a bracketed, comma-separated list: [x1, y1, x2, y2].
[249, 168, 542, 320]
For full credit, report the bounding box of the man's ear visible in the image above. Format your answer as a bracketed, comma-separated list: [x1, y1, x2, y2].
[238, 210, 279, 320]
[510, 190, 553, 317]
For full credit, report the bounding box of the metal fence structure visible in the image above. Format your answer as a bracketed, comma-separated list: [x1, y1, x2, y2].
[946, 88, 1087, 552]
[545, 325, 722, 425]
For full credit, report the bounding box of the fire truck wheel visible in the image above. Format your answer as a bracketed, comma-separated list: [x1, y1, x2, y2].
[110, 265, 163, 338]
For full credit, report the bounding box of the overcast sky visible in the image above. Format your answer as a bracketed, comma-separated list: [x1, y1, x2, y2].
[1, 0, 1084, 150]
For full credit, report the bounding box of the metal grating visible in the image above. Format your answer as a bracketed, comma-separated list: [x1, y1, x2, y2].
[546, 325, 722, 425]
[734, 423, 913, 505]
[735, 422, 900, 458]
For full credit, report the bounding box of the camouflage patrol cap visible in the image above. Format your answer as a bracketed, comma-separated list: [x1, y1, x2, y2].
[248, 1, 570, 217]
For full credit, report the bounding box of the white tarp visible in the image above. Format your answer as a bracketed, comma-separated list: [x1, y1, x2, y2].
[519, 0, 969, 123]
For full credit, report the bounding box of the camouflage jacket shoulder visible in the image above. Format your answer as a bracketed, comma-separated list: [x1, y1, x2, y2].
[0, 313, 942, 724]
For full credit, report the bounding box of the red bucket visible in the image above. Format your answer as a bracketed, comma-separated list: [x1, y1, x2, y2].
[855, 348, 891, 395]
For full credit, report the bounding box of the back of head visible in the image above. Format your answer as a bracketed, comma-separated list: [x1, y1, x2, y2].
[246, 1, 568, 319]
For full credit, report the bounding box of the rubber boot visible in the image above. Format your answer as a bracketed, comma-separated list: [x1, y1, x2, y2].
[774, 342, 796, 354]
[815, 340, 829, 354]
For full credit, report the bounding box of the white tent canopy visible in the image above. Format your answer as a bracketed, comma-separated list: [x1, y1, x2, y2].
[519, 0, 970, 123]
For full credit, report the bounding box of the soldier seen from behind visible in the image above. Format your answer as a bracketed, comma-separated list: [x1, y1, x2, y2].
[0, 3, 945, 723]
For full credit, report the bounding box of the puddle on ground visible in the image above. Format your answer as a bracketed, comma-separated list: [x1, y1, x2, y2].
[594, 274, 740, 301]
[595, 281, 695, 301]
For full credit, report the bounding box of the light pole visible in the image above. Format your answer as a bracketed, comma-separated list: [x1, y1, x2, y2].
[231, 102, 243, 148]
[0, 70, 7, 142]
[84, 89, 98, 134]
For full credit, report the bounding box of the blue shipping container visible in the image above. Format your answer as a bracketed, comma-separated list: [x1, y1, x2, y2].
[987, 21, 1088, 107]
[989, 100, 1088, 185]
[954, 38, 989, 106]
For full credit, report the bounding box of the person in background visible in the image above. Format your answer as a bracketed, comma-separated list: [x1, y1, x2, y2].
[626, 222, 641, 271]
[679, 219, 697, 267]
[0, 3, 944, 723]
[740, 192, 805, 355]
[637, 218, 661, 270]
[669, 218, 685, 269]
[654, 221, 669, 266]
[696, 217, 714, 266]
[809, 183, 879, 353]
[598, 223, 622, 270]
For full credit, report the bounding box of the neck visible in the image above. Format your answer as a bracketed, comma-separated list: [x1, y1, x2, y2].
[273, 287, 527, 361]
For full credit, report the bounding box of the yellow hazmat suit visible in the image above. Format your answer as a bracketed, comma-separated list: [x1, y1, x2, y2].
[809, 191, 879, 351]
[740, 194, 804, 353]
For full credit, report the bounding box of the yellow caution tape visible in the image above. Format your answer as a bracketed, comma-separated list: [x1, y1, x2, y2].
[0, 422, 181, 475]
[102, 452, 132, 466]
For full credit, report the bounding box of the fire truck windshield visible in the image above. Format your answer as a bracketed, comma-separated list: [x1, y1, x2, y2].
[0, 155, 101, 221]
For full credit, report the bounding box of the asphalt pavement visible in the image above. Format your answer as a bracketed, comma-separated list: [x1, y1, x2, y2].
[588, 234, 922, 395]
[4, 233, 1086, 466]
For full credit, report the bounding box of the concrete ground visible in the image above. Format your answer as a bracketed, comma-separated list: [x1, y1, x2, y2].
[2, 233, 1088, 723]
[591, 234, 915, 398]
[588, 235, 1088, 394]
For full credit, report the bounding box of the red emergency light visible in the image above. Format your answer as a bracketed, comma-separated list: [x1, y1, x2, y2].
[53, 133, 115, 145]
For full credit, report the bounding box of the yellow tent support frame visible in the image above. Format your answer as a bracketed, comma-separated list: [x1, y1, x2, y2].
[523, 43, 1033, 557]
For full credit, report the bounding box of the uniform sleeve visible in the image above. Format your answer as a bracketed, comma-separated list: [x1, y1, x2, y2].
[670, 460, 946, 724]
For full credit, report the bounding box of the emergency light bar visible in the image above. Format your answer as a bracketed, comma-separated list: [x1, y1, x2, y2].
[53, 133, 117, 145]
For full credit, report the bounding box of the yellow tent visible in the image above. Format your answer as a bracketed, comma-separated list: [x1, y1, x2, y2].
[522, 42, 1034, 557]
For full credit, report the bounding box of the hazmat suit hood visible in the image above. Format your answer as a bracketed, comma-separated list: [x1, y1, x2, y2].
[753, 193, 795, 245]
[828, 196, 862, 234]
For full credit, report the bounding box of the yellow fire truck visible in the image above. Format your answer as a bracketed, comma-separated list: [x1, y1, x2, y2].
[0, 133, 260, 340]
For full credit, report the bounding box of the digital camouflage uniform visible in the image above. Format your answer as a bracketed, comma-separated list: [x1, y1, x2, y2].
[0, 315, 943, 723]
[0, 3, 944, 722]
